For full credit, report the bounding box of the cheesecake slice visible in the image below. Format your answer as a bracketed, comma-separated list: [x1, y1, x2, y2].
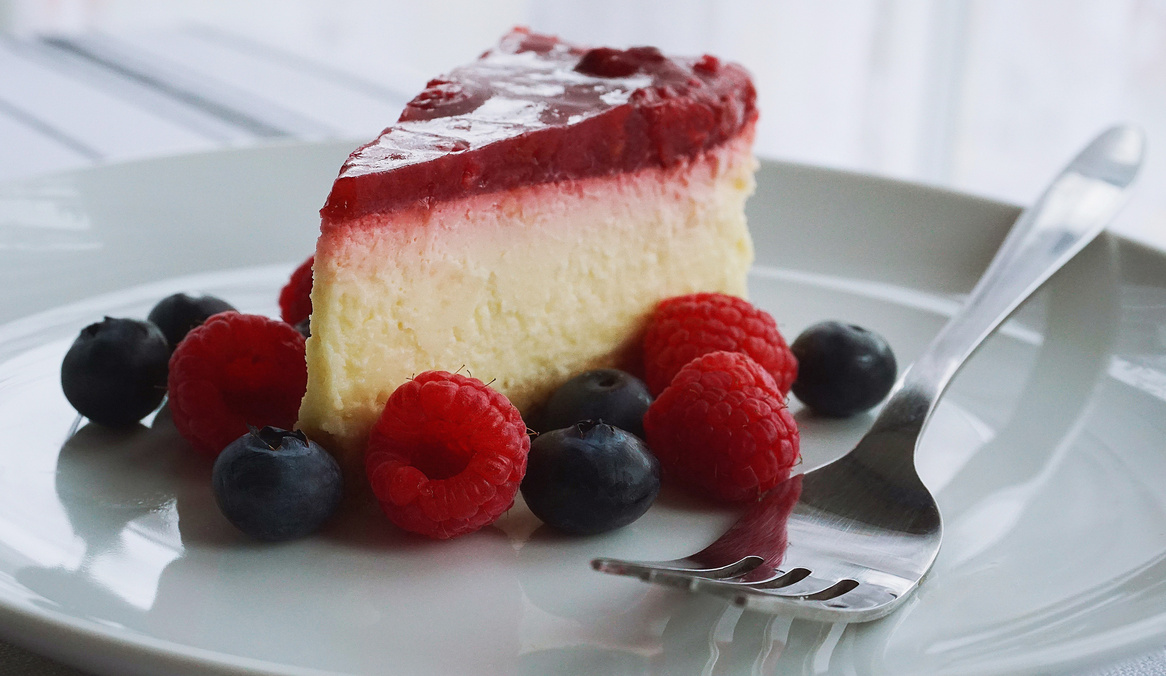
[299, 28, 759, 469]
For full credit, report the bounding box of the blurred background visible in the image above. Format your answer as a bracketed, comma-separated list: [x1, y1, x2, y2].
[0, 0, 1163, 245]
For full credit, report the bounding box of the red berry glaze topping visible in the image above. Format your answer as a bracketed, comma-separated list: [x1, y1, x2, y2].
[321, 27, 757, 225]
[643, 351, 799, 503]
[168, 312, 307, 457]
[278, 256, 313, 326]
[574, 46, 664, 78]
[366, 371, 530, 540]
[643, 292, 797, 396]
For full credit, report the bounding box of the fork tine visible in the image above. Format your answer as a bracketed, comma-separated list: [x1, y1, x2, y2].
[641, 567, 766, 591]
[696, 572, 840, 598]
[591, 555, 764, 582]
[646, 564, 785, 590]
[731, 580, 902, 621]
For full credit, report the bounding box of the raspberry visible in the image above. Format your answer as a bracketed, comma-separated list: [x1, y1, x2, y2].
[278, 256, 314, 326]
[168, 312, 307, 456]
[643, 351, 799, 503]
[366, 371, 530, 539]
[643, 292, 797, 396]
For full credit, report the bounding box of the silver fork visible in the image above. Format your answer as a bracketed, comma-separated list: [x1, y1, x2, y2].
[593, 125, 1146, 623]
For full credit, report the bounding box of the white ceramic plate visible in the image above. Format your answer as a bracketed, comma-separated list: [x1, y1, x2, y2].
[0, 143, 1164, 676]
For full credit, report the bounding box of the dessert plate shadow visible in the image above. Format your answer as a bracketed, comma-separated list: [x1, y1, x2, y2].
[0, 142, 1164, 675]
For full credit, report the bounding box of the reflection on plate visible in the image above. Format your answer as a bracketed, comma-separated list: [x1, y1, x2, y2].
[0, 145, 1164, 675]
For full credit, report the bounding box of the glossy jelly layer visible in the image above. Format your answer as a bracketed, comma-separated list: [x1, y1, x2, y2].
[320, 27, 757, 225]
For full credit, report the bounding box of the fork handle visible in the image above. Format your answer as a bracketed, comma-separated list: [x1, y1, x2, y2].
[860, 126, 1144, 467]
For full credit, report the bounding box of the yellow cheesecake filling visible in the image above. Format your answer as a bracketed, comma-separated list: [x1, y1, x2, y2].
[299, 134, 757, 468]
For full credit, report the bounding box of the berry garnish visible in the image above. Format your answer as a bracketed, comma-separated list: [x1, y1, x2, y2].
[147, 293, 236, 351]
[532, 369, 652, 438]
[60, 317, 170, 427]
[790, 321, 897, 417]
[212, 426, 343, 541]
[521, 421, 660, 535]
[168, 312, 307, 457]
[279, 256, 314, 326]
[643, 351, 799, 503]
[293, 317, 311, 339]
[365, 371, 530, 540]
[643, 292, 797, 396]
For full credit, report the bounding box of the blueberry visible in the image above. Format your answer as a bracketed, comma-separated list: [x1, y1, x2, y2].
[61, 317, 170, 427]
[212, 426, 343, 541]
[293, 317, 311, 338]
[521, 421, 660, 535]
[533, 369, 652, 438]
[790, 321, 897, 417]
[147, 293, 236, 350]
